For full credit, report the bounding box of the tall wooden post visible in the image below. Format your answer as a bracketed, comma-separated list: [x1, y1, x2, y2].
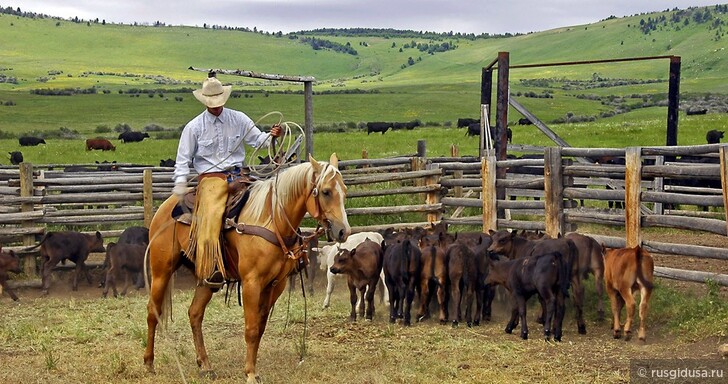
[19, 163, 37, 276]
[720, 146, 728, 235]
[482, 156, 497, 232]
[544, 147, 564, 237]
[143, 169, 154, 228]
[304, 80, 314, 158]
[625, 147, 643, 247]
[495, 52, 509, 219]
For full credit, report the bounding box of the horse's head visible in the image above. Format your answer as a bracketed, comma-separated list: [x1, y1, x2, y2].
[307, 153, 351, 242]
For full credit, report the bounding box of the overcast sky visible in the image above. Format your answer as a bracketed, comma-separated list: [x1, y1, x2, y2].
[5, 1, 723, 35]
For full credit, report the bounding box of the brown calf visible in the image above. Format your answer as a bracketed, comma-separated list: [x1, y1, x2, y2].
[0, 246, 21, 301]
[30, 231, 105, 294]
[565, 232, 606, 320]
[603, 246, 654, 342]
[330, 238, 383, 321]
[416, 231, 452, 323]
[102, 242, 147, 298]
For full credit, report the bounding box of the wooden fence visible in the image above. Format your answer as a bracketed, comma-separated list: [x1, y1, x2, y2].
[0, 142, 726, 287]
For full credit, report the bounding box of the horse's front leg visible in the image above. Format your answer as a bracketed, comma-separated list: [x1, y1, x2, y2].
[189, 285, 216, 378]
[242, 277, 289, 384]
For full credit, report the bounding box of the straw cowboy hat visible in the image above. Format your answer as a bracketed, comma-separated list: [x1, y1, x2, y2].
[193, 76, 232, 108]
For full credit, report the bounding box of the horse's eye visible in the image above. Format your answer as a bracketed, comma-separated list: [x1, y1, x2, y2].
[322, 189, 331, 196]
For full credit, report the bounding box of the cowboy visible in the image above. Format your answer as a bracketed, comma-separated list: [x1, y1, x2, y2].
[173, 73, 282, 288]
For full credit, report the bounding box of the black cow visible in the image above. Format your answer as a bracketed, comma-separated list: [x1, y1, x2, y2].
[518, 118, 533, 125]
[457, 118, 479, 128]
[27, 231, 105, 294]
[95, 160, 118, 171]
[100, 226, 149, 289]
[18, 136, 46, 146]
[466, 124, 513, 143]
[706, 129, 724, 144]
[118, 131, 150, 143]
[367, 122, 392, 135]
[159, 158, 175, 167]
[9, 151, 23, 165]
[686, 108, 708, 115]
[383, 238, 422, 326]
[0, 246, 21, 301]
[505, 251, 570, 341]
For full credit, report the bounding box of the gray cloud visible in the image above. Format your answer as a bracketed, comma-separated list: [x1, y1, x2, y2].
[9, 0, 720, 35]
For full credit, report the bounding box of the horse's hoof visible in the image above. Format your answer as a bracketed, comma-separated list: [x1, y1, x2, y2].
[246, 374, 262, 384]
[144, 364, 155, 374]
[199, 369, 217, 380]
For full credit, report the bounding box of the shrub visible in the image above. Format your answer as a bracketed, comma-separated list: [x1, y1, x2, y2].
[95, 125, 111, 133]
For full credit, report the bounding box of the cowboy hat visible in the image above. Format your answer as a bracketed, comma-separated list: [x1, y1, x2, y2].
[193, 77, 232, 108]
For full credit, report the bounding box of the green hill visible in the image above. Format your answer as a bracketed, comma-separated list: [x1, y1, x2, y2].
[0, 5, 726, 137]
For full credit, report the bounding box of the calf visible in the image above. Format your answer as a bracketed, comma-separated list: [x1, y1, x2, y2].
[565, 232, 606, 319]
[320, 231, 386, 308]
[0, 247, 21, 301]
[86, 138, 116, 151]
[505, 251, 571, 341]
[603, 246, 654, 342]
[29, 231, 105, 294]
[9, 151, 23, 165]
[706, 129, 724, 144]
[416, 231, 452, 323]
[102, 242, 147, 298]
[383, 238, 422, 325]
[446, 242, 478, 327]
[488, 229, 585, 334]
[329, 239, 383, 321]
[100, 226, 149, 289]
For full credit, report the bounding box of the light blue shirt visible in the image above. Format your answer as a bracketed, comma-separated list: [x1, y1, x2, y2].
[174, 108, 271, 183]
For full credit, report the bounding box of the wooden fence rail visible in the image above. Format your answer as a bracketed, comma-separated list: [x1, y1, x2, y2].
[0, 143, 725, 286]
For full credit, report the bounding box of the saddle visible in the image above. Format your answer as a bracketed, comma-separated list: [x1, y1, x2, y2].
[172, 173, 252, 227]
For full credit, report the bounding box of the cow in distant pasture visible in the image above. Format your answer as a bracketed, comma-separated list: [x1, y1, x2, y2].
[603, 246, 654, 342]
[706, 129, 724, 144]
[118, 131, 150, 143]
[86, 138, 116, 151]
[686, 108, 708, 115]
[27, 231, 105, 294]
[466, 123, 513, 143]
[0, 246, 21, 301]
[159, 158, 175, 167]
[329, 238, 384, 321]
[457, 118, 479, 128]
[366, 122, 392, 135]
[18, 136, 46, 146]
[8, 151, 23, 165]
[518, 118, 533, 125]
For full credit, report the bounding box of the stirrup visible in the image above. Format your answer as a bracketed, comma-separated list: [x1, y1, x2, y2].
[203, 270, 225, 290]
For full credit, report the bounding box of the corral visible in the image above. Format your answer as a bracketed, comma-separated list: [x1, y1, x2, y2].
[0, 142, 726, 383]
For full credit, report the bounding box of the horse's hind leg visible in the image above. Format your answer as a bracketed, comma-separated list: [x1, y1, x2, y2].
[189, 286, 216, 377]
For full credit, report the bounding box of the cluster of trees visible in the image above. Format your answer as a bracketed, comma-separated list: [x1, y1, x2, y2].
[637, 5, 726, 35]
[297, 36, 358, 55]
[30, 87, 98, 96]
[293, 27, 519, 41]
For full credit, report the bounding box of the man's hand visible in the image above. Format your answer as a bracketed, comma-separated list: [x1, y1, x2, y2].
[270, 124, 283, 138]
[173, 181, 188, 198]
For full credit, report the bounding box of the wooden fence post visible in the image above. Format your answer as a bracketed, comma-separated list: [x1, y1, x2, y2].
[625, 147, 643, 247]
[426, 163, 441, 223]
[482, 155, 497, 232]
[143, 168, 154, 228]
[451, 145, 463, 198]
[544, 147, 564, 237]
[720, 146, 728, 236]
[19, 163, 37, 276]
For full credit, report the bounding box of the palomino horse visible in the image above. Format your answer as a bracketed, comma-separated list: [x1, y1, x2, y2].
[143, 153, 350, 383]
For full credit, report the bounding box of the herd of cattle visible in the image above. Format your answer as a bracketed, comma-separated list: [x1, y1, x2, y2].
[0, 223, 655, 343]
[6, 130, 151, 165]
[318, 224, 654, 342]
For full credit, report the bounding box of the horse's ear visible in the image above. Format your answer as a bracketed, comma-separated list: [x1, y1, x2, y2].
[329, 153, 339, 168]
[308, 153, 322, 173]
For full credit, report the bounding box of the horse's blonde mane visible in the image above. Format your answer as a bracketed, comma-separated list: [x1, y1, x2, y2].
[241, 161, 339, 225]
